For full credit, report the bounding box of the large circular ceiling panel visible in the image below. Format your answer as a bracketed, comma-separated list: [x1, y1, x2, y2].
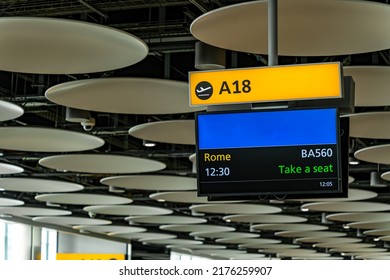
[46, 78, 204, 114]
[301, 202, 390, 212]
[381, 171, 390, 181]
[160, 224, 235, 233]
[223, 214, 307, 224]
[251, 223, 328, 232]
[348, 221, 390, 230]
[125, 215, 206, 225]
[0, 178, 83, 193]
[73, 225, 146, 235]
[275, 231, 346, 238]
[364, 229, 390, 237]
[129, 120, 195, 145]
[33, 216, 111, 226]
[0, 197, 24, 206]
[35, 193, 132, 205]
[109, 232, 177, 241]
[355, 145, 390, 165]
[190, 231, 259, 239]
[0, 17, 148, 74]
[190, 0, 390, 56]
[0, 100, 23, 122]
[326, 213, 390, 223]
[83, 205, 172, 216]
[240, 243, 299, 250]
[216, 238, 280, 245]
[190, 203, 281, 215]
[0, 127, 104, 152]
[144, 239, 203, 248]
[343, 66, 390, 107]
[150, 191, 243, 203]
[348, 112, 390, 140]
[39, 154, 165, 174]
[101, 176, 195, 191]
[0, 207, 71, 216]
[296, 237, 362, 244]
[287, 188, 377, 202]
[0, 163, 24, 175]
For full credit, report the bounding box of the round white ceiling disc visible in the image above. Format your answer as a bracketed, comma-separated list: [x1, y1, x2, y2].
[0, 163, 24, 175]
[211, 252, 265, 259]
[292, 256, 343, 260]
[355, 253, 390, 260]
[228, 254, 269, 260]
[46, 78, 205, 114]
[39, 154, 165, 174]
[378, 236, 390, 242]
[0, 197, 24, 206]
[295, 237, 362, 244]
[347, 112, 390, 140]
[190, 203, 281, 215]
[325, 243, 376, 251]
[0, 17, 148, 74]
[144, 239, 203, 248]
[275, 231, 347, 238]
[189, 249, 247, 256]
[72, 225, 146, 235]
[35, 193, 132, 205]
[0, 127, 104, 152]
[101, 175, 195, 191]
[189, 231, 259, 239]
[272, 249, 322, 257]
[109, 232, 177, 241]
[33, 216, 111, 226]
[216, 237, 280, 245]
[83, 205, 172, 216]
[223, 214, 307, 223]
[0, 100, 23, 122]
[355, 144, 390, 165]
[150, 191, 243, 203]
[251, 223, 328, 232]
[159, 224, 235, 233]
[129, 120, 195, 145]
[326, 213, 390, 223]
[0, 207, 71, 216]
[301, 202, 390, 212]
[240, 243, 299, 250]
[125, 215, 206, 225]
[364, 229, 390, 237]
[343, 66, 390, 107]
[348, 221, 390, 230]
[190, 0, 390, 56]
[381, 171, 390, 181]
[287, 188, 377, 202]
[329, 247, 386, 254]
[0, 177, 83, 193]
[170, 244, 227, 250]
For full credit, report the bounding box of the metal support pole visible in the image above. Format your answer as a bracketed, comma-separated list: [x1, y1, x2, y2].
[268, 0, 278, 66]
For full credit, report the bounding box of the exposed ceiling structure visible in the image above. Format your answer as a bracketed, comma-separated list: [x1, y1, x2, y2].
[0, 0, 390, 260]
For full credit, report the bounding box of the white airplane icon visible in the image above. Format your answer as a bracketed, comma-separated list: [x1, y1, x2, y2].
[196, 86, 211, 94]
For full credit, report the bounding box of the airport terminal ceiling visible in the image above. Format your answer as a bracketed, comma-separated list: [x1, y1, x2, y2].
[0, 0, 389, 260]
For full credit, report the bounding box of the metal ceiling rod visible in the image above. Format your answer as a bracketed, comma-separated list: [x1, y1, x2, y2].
[268, 0, 278, 66]
[189, 0, 208, 13]
[77, 0, 108, 19]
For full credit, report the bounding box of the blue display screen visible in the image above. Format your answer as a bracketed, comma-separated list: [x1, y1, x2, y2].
[197, 108, 337, 150]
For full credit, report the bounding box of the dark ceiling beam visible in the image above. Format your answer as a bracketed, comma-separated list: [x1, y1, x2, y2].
[76, 0, 108, 19]
[189, 0, 209, 13]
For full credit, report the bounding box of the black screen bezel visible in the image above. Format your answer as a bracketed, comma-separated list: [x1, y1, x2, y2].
[195, 107, 348, 200]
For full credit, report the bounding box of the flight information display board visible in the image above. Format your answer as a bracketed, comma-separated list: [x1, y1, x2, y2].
[195, 107, 345, 199]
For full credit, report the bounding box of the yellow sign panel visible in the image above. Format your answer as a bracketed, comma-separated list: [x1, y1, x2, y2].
[189, 62, 342, 106]
[56, 253, 125, 260]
